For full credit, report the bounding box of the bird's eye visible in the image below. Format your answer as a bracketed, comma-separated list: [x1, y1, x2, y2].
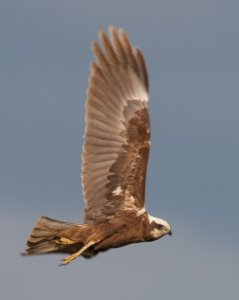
[157, 224, 163, 229]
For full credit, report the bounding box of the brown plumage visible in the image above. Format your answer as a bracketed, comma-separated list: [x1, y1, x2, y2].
[23, 26, 171, 265]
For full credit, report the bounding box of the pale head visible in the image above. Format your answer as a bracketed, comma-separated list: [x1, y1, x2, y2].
[147, 214, 172, 240]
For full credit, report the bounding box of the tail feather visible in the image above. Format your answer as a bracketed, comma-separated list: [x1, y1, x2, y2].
[23, 216, 82, 255]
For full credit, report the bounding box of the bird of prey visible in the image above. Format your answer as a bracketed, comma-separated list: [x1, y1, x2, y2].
[23, 26, 172, 265]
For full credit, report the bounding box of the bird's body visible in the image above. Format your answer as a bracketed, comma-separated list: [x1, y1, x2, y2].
[23, 26, 171, 265]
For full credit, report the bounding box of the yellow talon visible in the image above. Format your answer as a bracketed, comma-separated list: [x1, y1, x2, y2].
[60, 240, 96, 265]
[56, 237, 74, 244]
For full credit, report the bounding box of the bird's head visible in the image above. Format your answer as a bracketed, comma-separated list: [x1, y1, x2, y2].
[147, 214, 172, 240]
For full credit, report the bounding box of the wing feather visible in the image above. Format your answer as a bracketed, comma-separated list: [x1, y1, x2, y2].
[82, 27, 150, 223]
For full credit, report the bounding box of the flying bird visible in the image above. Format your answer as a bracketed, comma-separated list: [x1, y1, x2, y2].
[23, 26, 172, 265]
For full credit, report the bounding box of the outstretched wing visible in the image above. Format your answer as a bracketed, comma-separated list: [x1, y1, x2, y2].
[82, 27, 150, 223]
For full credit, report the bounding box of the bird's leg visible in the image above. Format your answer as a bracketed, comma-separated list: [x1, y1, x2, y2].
[60, 240, 96, 265]
[56, 237, 74, 245]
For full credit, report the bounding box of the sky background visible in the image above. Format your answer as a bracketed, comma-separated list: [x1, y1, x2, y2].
[1, 0, 239, 299]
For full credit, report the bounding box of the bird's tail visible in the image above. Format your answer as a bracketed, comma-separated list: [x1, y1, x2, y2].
[23, 216, 84, 256]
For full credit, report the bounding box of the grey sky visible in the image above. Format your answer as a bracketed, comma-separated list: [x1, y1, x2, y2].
[1, 0, 239, 299]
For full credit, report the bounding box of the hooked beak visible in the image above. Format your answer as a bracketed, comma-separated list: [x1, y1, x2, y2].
[167, 229, 172, 236]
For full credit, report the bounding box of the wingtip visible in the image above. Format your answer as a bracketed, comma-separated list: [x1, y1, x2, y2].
[109, 25, 124, 37]
[118, 27, 126, 35]
[98, 29, 105, 40]
[91, 40, 97, 50]
[108, 25, 116, 32]
[97, 27, 106, 40]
